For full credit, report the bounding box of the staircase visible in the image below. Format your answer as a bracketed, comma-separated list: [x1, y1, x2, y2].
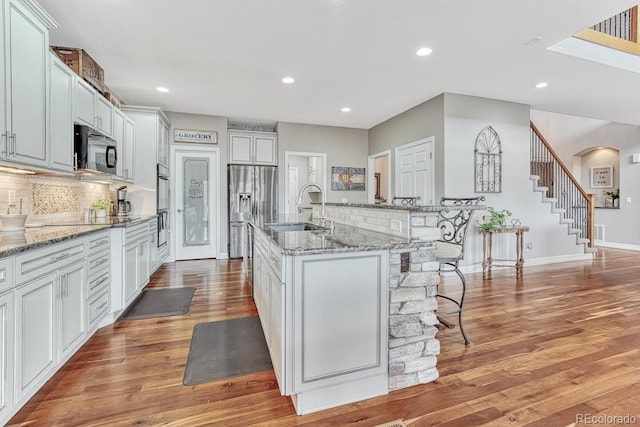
[529, 122, 596, 254]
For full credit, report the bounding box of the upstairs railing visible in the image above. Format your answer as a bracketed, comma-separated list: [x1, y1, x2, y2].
[530, 122, 595, 248]
[575, 6, 640, 55]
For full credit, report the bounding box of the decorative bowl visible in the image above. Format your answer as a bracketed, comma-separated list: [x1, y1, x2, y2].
[0, 214, 27, 231]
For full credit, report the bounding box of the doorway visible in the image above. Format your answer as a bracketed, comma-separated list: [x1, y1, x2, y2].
[174, 147, 219, 260]
[367, 150, 391, 204]
[395, 137, 434, 206]
[284, 151, 327, 214]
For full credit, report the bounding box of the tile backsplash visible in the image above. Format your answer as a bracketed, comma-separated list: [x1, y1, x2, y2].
[0, 172, 110, 223]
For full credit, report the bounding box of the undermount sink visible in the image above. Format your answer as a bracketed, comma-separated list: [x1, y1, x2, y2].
[267, 222, 327, 232]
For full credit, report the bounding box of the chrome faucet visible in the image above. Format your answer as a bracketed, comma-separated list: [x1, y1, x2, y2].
[296, 183, 326, 224]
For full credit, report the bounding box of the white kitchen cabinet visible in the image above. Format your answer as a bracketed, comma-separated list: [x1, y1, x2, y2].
[122, 221, 151, 307]
[0, 0, 55, 169]
[149, 219, 159, 274]
[122, 116, 135, 182]
[122, 106, 171, 213]
[269, 270, 285, 393]
[74, 77, 113, 137]
[112, 108, 125, 178]
[158, 120, 169, 168]
[0, 291, 14, 424]
[57, 259, 86, 363]
[86, 231, 111, 330]
[14, 273, 56, 404]
[49, 53, 75, 173]
[228, 131, 277, 165]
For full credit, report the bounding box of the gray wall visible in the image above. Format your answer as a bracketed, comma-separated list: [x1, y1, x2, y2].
[277, 122, 369, 214]
[442, 94, 583, 265]
[369, 94, 445, 200]
[531, 110, 640, 246]
[166, 111, 228, 258]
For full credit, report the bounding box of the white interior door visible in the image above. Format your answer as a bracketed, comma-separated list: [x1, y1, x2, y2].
[395, 137, 434, 205]
[175, 150, 218, 260]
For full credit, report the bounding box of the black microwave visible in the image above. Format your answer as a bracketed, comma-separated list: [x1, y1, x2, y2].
[74, 124, 117, 174]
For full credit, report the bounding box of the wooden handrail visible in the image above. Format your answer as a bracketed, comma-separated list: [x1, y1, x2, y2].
[530, 121, 595, 248]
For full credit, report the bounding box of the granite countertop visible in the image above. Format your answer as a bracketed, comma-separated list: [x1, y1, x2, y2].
[321, 202, 486, 212]
[0, 215, 157, 258]
[253, 214, 432, 255]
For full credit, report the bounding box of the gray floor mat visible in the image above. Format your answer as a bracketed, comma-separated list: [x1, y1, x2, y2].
[183, 316, 272, 386]
[119, 287, 196, 320]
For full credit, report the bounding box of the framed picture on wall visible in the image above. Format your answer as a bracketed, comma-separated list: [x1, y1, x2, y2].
[590, 166, 613, 188]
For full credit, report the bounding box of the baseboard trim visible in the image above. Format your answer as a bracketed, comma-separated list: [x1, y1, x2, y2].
[457, 252, 594, 275]
[595, 242, 640, 251]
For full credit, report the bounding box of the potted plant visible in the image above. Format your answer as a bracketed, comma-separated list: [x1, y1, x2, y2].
[477, 207, 512, 233]
[603, 188, 620, 208]
[92, 197, 112, 218]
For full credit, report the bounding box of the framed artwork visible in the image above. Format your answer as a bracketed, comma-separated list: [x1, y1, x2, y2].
[331, 167, 365, 191]
[590, 166, 613, 188]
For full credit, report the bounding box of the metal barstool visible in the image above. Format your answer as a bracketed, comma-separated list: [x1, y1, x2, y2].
[435, 196, 484, 345]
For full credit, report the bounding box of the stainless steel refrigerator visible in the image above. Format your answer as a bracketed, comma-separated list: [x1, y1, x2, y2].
[228, 165, 278, 258]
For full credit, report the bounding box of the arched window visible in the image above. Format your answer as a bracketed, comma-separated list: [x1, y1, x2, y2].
[474, 126, 502, 193]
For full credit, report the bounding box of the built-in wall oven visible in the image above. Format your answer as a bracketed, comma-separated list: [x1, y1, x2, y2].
[157, 164, 169, 248]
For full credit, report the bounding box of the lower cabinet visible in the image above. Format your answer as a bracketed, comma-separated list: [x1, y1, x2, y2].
[0, 292, 14, 423]
[14, 273, 56, 404]
[253, 227, 390, 415]
[124, 227, 150, 308]
[58, 260, 87, 363]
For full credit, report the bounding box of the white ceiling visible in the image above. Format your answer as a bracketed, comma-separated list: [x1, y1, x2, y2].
[38, 0, 640, 129]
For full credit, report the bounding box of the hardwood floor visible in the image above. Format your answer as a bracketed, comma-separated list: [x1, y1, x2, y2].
[8, 248, 640, 426]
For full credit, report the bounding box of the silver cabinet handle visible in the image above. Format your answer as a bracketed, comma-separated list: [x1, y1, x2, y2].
[9, 133, 16, 155]
[98, 300, 108, 310]
[51, 252, 71, 263]
[177, 209, 184, 213]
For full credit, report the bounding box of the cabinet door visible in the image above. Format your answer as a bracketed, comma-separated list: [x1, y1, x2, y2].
[0, 292, 14, 422]
[254, 135, 277, 165]
[14, 273, 56, 404]
[229, 133, 252, 164]
[123, 117, 135, 182]
[4, 0, 49, 167]
[269, 271, 285, 394]
[124, 243, 139, 305]
[49, 54, 75, 172]
[112, 109, 125, 178]
[158, 121, 169, 167]
[58, 260, 86, 362]
[137, 239, 150, 290]
[95, 95, 113, 137]
[75, 78, 96, 128]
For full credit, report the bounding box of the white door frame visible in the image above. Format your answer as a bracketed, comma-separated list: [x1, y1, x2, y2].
[171, 145, 221, 260]
[284, 151, 327, 214]
[395, 137, 435, 206]
[367, 149, 391, 204]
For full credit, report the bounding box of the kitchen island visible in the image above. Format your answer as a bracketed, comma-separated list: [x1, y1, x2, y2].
[251, 201, 483, 415]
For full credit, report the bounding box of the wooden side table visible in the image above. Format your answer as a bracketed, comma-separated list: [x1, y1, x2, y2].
[481, 226, 530, 279]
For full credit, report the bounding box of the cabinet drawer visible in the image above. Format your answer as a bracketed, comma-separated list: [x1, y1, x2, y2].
[125, 222, 149, 244]
[87, 269, 110, 299]
[269, 245, 283, 282]
[0, 256, 14, 294]
[15, 239, 85, 285]
[89, 289, 110, 325]
[255, 231, 269, 255]
[88, 231, 110, 252]
[88, 250, 110, 274]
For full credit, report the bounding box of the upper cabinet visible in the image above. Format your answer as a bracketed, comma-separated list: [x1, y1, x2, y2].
[74, 77, 113, 138]
[157, 120, 169, 168]
[0, 0, 57, 169]
[48, 53, 75, 173]
[229, 130, 277, 165]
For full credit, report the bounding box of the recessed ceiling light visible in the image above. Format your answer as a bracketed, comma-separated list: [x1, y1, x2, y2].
[341, 107, 351, 112]
[282, 77, 295, 84]
[535, 82, 548, 88]
[416, 47, 433, 57]
[156, 86, 169, 93]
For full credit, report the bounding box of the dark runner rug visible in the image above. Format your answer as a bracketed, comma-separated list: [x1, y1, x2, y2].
[183, 316, 272, 386]
[119, 287, 196, 320]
